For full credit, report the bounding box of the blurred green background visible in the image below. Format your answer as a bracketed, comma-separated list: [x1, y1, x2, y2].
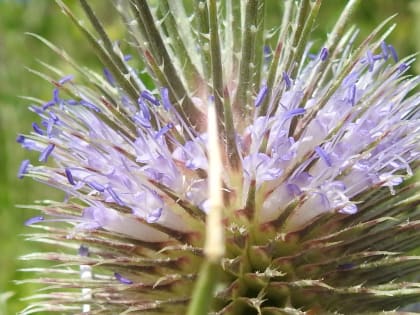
[0, 1, 419, 314]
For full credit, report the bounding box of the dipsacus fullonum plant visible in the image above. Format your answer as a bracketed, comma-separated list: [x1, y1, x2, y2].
[17, 0, 420, 314]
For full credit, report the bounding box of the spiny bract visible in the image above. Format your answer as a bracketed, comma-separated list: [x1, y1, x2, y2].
[17, 0, 420, 314]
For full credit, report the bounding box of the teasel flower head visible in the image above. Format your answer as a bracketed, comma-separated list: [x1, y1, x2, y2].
[17, 0, 420, 314]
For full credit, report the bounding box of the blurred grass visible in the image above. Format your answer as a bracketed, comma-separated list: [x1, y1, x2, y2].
[0, 2, 105, 314]
[0, 1, 418, 314]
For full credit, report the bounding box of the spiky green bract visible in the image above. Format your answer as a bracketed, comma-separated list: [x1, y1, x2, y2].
[17, 0, 420, 314]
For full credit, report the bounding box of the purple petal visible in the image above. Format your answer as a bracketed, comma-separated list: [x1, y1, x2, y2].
[146, 207, 163, 223]
[144, 168, 163, 182]
[381, 175, 403, 187]
[366, 50, 374, 72]
[388, 44, 398, 62]
[24, 216, 44, 226]
[29, 105, 44, 114]
[283, 72, 291, 89]
[16, 134, 25, 144]
[348, 84, 356, 106]
[58, 75, 74, 85]
[315, 146, 332, 167]
[39, 144, 55, 163]
[339, 204, 358, 214]
[53, 88, 60, 104]
[42, 100, 55, 110]
[381, 41, 389, 59]
[82, 207, 102, 224]
[106, 186, 125, 206]
[18, 159, 30, 179]
[342, 72, 359, 87]
[287, 183, 302, 196]
[263, 45, 271, 62]
[284, 108, 306, 120]
[80, 99, 101, 112]
[319, 47, 328, 61]
[141, 90, 159, 106]
[103, 68, 115, 86]
[134, 112, 152, 128]
[255, 84, 268, 107]
[114, 272, 133, 284]
[160, 87, 171, 111]
[372, 54, 383, 61]
[78, 245, 89, 257]
[138, 98, 151, 121]
[398, 63, 408, 73]
[154, 123, 174, 139]
[87, 181, 105, 192]
[32, 122, 44, 135]
[49, 111, 59, 122]
[65, 168, 76, 185]
[259, 167, 282, 181]
[66, 99, 78, 105]
[46, 119, 55, 137]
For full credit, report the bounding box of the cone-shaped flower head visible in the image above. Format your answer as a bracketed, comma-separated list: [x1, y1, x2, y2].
[17, 0, 420, 314]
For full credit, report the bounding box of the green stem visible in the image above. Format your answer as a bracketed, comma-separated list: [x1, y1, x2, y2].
[259, 0, 292, 115]
[285, 0, 311, 71]
[194, 0, 211, 79]
[157, 0, 203, 89]
[208, 0, 226, 130]
[229, 0, 242, 60]
[208, 0, 241, 170]
[79, 0, 128, 75]
[223, 88, 241, 170]
[232, 0, 258, 118]
[252, 0, 266, 90]
[186, 260, 220, 315]
[290, 0, 322, 79]
[133, 0, 204, 127]
[55, 0, 139, 103]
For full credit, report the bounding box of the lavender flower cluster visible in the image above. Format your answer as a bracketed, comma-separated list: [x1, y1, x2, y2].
[18, 42, 418, 238]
